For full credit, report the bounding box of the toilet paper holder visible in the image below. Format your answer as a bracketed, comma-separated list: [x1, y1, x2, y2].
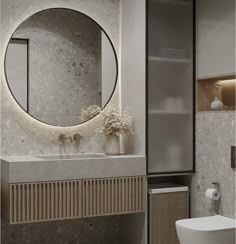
[212, 182, 220, 192]
[205, 183, 221, 202]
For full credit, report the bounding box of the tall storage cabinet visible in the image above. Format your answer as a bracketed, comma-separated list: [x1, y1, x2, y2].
[147, 0, 195, 174]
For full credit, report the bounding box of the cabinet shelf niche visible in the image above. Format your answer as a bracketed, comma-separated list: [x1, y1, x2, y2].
[197, 74, 236, 111]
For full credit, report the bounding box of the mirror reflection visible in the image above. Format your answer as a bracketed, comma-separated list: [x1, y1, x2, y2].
[5, 8, 118, 126]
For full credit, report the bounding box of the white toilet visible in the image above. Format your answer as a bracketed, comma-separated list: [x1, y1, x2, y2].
[176, 215, 236, 244]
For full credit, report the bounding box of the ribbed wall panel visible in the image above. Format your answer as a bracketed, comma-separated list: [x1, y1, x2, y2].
[9, 176, 145, 224]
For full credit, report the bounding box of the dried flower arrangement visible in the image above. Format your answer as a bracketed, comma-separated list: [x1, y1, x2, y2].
[98, 106, 134, 136]
[80, 105, 101, 122]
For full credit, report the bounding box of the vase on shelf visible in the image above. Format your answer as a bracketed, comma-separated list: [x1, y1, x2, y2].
[105, 135, 120, 155]
[210, 97, 224, 111]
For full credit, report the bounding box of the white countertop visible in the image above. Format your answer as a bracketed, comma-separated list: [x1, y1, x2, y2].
[2, 154, 143, 162]
[1, 154, 146, 183]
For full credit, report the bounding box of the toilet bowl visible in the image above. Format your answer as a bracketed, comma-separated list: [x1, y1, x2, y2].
[176, 215, 235, 244]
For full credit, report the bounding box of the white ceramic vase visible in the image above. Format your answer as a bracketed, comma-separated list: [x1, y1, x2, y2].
[210, 97, 224, 111]
[105, 135, 120, 155]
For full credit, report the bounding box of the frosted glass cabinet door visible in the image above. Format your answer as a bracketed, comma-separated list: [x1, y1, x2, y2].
[147, 0, 194, 174]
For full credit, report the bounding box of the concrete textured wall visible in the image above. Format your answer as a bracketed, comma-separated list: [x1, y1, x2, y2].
[1, 0, 121, 243]
[191, 112, 236, 218]
[193, 0, 235, 219]
[1, 0, 120, 156]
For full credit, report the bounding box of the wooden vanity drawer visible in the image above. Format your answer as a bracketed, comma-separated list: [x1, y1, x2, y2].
[5, 176, 146, 224]
[82, 177, 145, 217]
[8, 181, 83, 224]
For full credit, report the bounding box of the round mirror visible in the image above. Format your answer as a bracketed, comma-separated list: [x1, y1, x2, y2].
[5, 8, 118, 127]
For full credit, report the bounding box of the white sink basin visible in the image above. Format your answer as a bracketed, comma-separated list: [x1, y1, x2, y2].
[36, 154, 107, 160]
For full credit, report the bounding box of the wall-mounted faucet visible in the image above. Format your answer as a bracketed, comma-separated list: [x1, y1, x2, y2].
[58, 133, 82, 144]
[73, 133, 82, 144]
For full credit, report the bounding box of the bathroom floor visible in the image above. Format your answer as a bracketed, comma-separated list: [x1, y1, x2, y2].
[1, 216, 121, 244]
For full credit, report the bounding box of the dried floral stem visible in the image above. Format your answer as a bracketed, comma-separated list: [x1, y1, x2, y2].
[98, 106, 134, 136]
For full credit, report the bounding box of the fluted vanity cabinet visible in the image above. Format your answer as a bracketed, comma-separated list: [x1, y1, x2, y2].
[147, 0, 195, 174]
[1, 155, 146, 224]
[2, 176, 146, 224]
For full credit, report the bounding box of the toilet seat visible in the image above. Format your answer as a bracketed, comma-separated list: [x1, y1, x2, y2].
[176, 215, 235, 231]
[175, 215, 236, 244]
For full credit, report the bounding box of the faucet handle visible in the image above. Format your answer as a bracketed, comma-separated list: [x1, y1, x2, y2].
[58, 134, 73, 143]
[73, 133, 82, 143]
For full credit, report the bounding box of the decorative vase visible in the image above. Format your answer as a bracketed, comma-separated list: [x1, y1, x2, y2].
[105, 135, 120, 155]
[210, 97, 224, 111]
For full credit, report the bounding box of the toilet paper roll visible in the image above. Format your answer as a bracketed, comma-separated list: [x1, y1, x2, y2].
[205, 188, 221, 201]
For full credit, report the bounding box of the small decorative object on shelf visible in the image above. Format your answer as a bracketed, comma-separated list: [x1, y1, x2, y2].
[80, 105, 101, 122]
[99, 106, 134, 155]
[197, 77, 236, 111]
[210, 97, 224, 111]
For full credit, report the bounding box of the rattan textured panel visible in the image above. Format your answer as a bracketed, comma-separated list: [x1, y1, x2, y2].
[8, 176, 145, 224]
[149, 191, 189, 244]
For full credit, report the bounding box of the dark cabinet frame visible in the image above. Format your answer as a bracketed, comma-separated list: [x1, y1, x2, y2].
[146, 0, 196, 176]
